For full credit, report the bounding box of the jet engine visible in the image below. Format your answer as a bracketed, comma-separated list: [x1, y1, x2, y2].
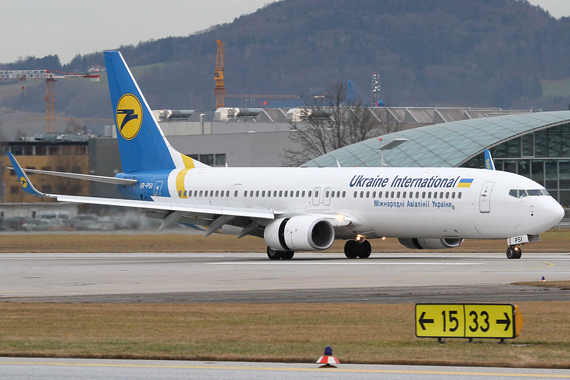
[264, 216, 335, 251]
[398, 238, 464, 250]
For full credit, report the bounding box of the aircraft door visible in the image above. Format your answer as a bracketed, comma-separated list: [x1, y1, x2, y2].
[312, 187, 321, 206]
[323, 187, 332, 206]
[154, 181, 163, 197]
[479, 181, 494, 213]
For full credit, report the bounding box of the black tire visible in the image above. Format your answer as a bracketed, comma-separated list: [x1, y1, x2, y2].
[514, 247, 522, 259]
[344, 240, 360, 259]
[357, 240, 372, 259]
[506, 247, 515, 259]
[267, 247, 282, 260]
[281, 251, 295, 260]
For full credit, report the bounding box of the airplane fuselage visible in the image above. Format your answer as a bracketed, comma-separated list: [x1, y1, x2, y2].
[116, 166, 562, 241]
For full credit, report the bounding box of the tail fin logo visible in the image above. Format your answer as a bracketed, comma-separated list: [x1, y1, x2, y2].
[116, 94, 143, 140]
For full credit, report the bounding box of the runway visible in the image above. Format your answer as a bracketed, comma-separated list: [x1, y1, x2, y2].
[1, 358, 570, 379]
[0, 252, 569, 302]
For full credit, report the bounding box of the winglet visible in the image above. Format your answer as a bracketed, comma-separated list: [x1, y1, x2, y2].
[6, 152, 52, 197]
[484, 149, 495, 170]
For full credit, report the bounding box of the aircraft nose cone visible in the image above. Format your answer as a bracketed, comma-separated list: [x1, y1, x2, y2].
[540, 197, 565, 228]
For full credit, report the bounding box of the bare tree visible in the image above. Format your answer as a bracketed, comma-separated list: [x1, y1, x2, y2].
[283, 82, 383, 166]
[64, 119, 84, 134]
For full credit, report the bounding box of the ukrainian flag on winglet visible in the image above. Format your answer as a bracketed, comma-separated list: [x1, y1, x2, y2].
[457, 178, 474, 188]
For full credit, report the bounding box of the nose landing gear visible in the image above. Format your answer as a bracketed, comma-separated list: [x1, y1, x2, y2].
[506, 245, 522, 259]
[344, 239, 372, 259]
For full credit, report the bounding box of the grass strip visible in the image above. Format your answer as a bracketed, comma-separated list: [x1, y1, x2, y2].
[0, 229, 569, 253]
[0, 302, 569, 368]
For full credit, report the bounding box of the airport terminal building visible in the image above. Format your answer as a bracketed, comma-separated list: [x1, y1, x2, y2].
[304, 111, 570, 208]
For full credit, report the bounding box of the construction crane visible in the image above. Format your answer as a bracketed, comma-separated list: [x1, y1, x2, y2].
[214, 39, 225, 109]
[0, 69, 100, 133]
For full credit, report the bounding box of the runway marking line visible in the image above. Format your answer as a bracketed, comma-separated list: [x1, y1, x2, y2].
[499, 262, 555, 272]
[209, 262, 482, 265]
[1, 361, 569, 377]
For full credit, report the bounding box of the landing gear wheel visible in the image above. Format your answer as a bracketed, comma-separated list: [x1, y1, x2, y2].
[344, 240, 361, 259]
[357, 240, 372, 259]
[281, 251, 294, 260]
[506, 245, 522, 259]
[267, 247, 282, 260]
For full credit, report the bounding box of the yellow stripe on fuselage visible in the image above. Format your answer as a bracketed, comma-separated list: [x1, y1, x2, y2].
[176, 169, 190, 198]
[175, 154, 196, 198]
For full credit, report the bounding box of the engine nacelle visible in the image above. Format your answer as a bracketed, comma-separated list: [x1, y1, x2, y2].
[398, 238, 464, 250]
[264, 216, 335, 251]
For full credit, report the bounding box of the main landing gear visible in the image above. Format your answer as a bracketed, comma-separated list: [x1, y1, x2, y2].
[344, 239, 372, 259]
[506, 245, 522, 259]
[267, 247, 294, 260]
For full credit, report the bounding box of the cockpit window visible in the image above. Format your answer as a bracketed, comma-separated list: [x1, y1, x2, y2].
[509, 189, 548, 198]
[527, 189, 542, 196]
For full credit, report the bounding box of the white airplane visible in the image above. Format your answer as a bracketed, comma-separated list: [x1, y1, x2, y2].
[8, 51, 564, 260]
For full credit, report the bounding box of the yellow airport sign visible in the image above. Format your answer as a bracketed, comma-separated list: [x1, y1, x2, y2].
[416, 303, 523, 340]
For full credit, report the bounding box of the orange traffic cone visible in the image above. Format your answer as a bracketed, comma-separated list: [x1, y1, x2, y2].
[317, 345, 340, 368]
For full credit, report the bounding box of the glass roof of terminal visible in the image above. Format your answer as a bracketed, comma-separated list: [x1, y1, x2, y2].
[302, 111, 570, 168]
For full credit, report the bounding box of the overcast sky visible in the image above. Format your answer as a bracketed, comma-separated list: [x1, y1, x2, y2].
[1, 0, 569, 65]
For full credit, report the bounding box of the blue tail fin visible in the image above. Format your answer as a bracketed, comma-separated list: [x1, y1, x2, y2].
[105, 51, 207, 173]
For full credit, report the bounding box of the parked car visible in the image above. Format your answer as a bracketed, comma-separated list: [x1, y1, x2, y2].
[21, 219, 49, 232]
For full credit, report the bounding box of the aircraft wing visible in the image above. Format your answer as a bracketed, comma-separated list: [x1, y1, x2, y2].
[9, 167, 137, 186]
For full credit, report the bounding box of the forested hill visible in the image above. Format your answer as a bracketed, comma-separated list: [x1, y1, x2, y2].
[3, 0, 570, 119]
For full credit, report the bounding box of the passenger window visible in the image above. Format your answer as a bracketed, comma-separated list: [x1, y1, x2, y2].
[360, 191, 364, 198]
[215, 190, 219, 197]
[396, 191, 400, 198]
[445, 192, 449, 199]
[378, 192, 382, 198]
[372, 191, 376, 198]
[262, 191, 265, 197]
[284, 191, 288, 197]
[255, 190, 259, 197]
[210, 190, 214, 197]
[178, 190, 182, 197]
[326, 191, 330, 198]
[416, 191, 419, 198]
[308, 191, 312, 197]
[440, 192, 444, 198]
[337, 191, 340, 198]
[342, 191, 346, 198]
[199, 190, 203, 197]
[433, 192, 437, 199]
[279, 190, 283, 197]
[296, 191, 300, 197]
[452, 192, 455, 199]
[315, 191, 319, 197]
[354, 191, 357, 198]
[226, 190, 230, 197]
[302, 191, 305, 197]
[458, 192, 462, 199]
[267, 191, 270, 198]
[235, 190, 238, 197]
[250, 190, 254, 197]
[366, 191, 369, 198]
[403, 192, 406, 199]
[428, 192, 431, 199]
